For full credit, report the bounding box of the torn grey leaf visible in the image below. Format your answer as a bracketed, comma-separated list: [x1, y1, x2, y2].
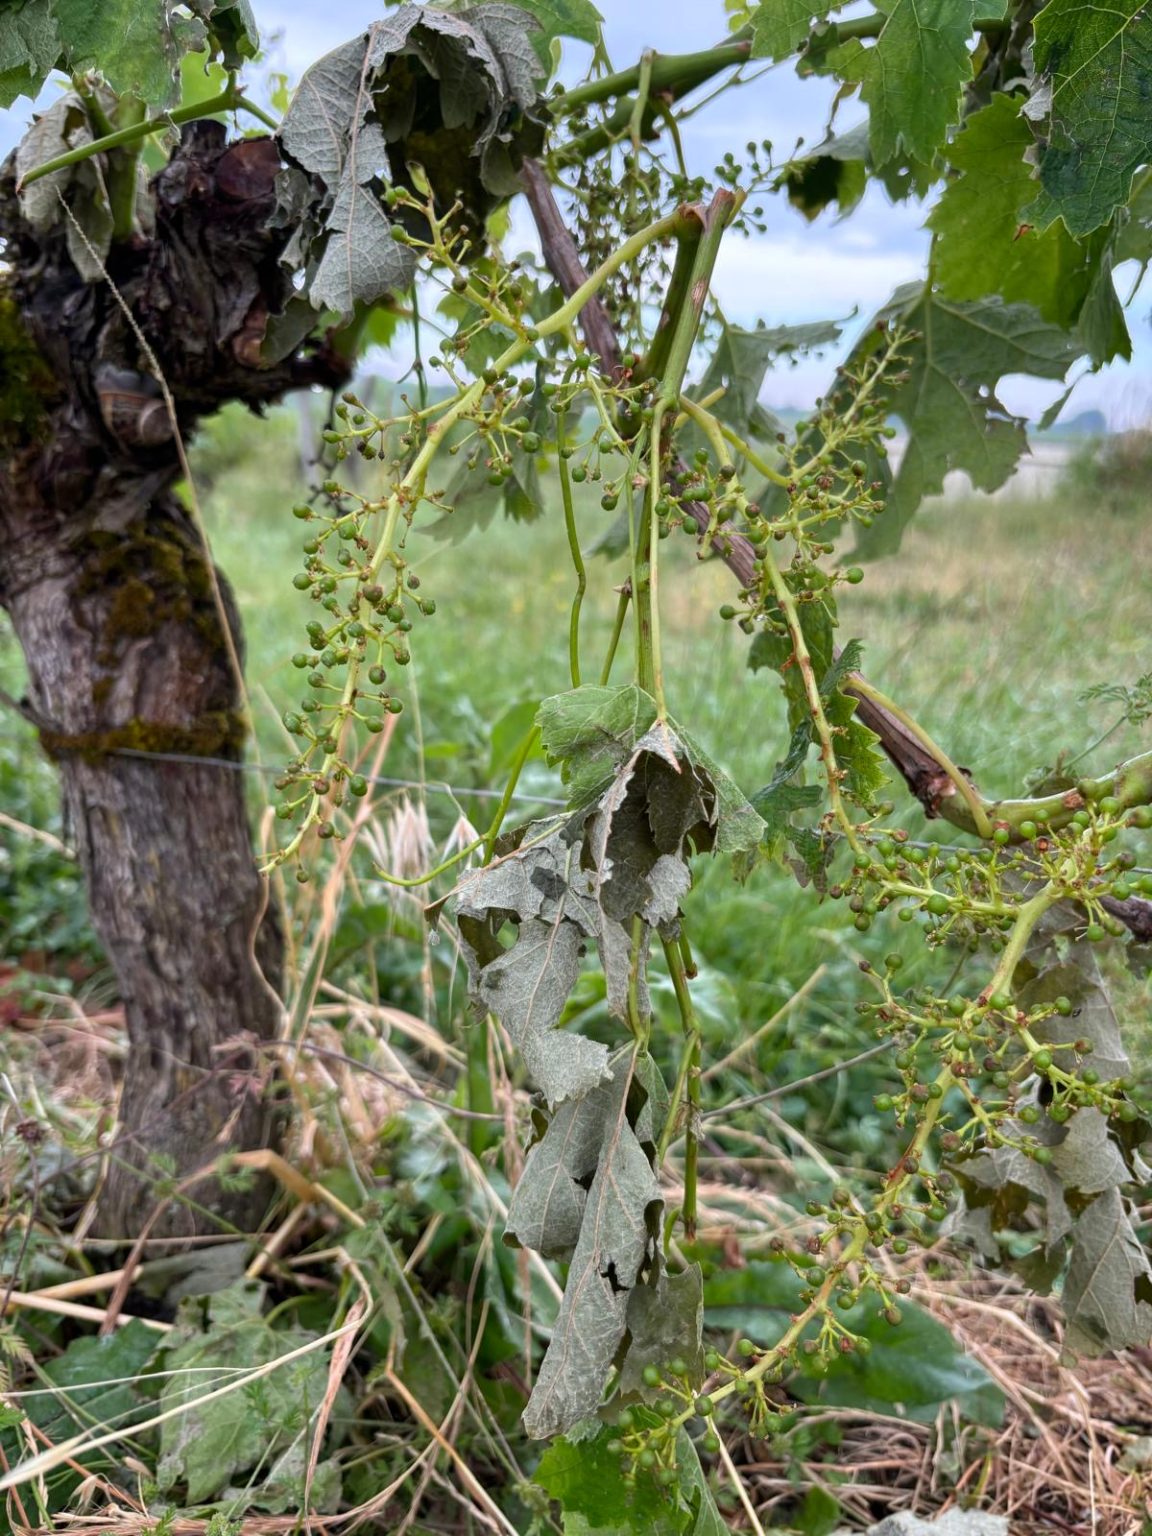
[522, 1061, 663, 1438]
[505, 1056, 634, 1259]
[1062, 1187, 1152, 1357]
[468, 915, 610, 1108]
[617, 1265, 705, 1399]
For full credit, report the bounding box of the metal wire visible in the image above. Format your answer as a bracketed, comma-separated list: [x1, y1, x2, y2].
[0, 728, 566, 808]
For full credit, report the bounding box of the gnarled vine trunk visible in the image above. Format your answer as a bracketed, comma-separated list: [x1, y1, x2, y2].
[0, 124, 347, 1239]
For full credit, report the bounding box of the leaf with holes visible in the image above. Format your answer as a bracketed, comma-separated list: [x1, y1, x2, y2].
[928, 93, 1110, 337]
[1027, 0, 1152, 236]
[521, 1052, 663, 1438]
[750, 1, 836, 60]
[53, 0, 203, 107]
[853, 283, 1080, 556]
[1062, 1187, 1152, 1356]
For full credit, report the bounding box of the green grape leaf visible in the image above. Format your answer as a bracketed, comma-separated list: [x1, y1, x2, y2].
[779, 121, 870, 219]
[536, 1421, 722, 1534]
[1028, 0, 1152, 236]
[156, 1283, 335, 1505]
[831, 0, 975, 166]
[692, 319, 840, 445]
[538, 684, 659, 808]
[509, 0, 603, 59]
[1078, 252, 1131, 365]
[0, 0, 61, 107]
[1114, 170, 1152, 264]
[752, 777, 823, 845]
[928, 94, 1102, 332]
[53, 0, 201, 107]
[521, 1054, 662, 1438]
[749, 632, 883, 818]
[858, 283, 1080, 556]
[750, 1, 836, 60]
[189, 0, 259, 71]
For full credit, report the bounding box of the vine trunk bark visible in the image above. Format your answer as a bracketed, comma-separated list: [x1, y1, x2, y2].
[0, 124, 348, 1238]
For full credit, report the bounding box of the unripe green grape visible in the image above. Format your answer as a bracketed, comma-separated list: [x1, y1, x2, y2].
[642, 1364, 661, 1388]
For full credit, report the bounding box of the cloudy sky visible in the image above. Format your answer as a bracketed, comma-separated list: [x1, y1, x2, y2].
[3, 0, 1149, 424]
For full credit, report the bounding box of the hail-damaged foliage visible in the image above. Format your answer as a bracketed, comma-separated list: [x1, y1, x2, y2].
[451, 685, 762, 1433]
[275, 3, 547, 318]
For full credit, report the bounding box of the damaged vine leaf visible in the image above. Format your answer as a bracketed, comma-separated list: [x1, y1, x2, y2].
[508, 1051, 664, 1438]
[15, 94, 116, 283]
[846, 283, 1082, 557]
[1026, 0, 1152, 238]
[949, 916, 1152, 1355]
[928, 92, 1128, 358]
[536, 684, 765, 855]
[453, 692, 761, 1098]
[778, 121, 870, 220]
[450, 689, 759, 1434]
[275, 2, 547, 318]
[748, 636, 887, 881]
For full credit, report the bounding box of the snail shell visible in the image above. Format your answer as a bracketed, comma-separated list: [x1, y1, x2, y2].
[94, 365, 173, 448]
